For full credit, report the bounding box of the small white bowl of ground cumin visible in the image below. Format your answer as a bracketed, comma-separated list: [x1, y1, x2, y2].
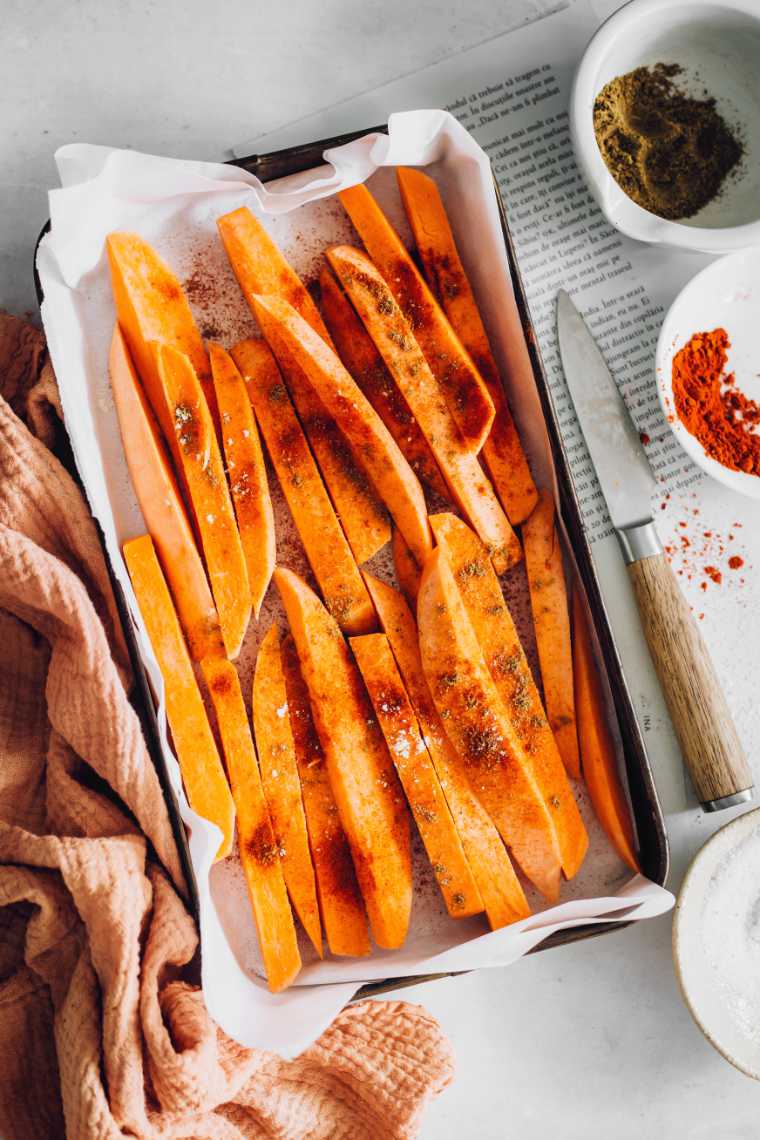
[656, 249, 760, 497]
[571, 0, 760, 252]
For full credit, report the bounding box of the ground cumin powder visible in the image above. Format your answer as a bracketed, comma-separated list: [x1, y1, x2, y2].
[593, 64, 743, 219]
[671, 327, 760, 475]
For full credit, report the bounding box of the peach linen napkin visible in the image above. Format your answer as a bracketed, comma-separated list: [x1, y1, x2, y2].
[0, 312, 454, 1139]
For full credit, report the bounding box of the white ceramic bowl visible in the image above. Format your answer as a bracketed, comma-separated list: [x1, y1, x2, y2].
[571, 0, 760, 252]
[655, 249, 760, 498]
[674, 807, 760, 1080]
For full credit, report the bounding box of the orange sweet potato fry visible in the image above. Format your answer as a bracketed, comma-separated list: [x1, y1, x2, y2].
[318, 265, 447, 498]
[157, 344, 251, 658]
[363, 572, 530, 928]
[338, 183, 495, 452]
[327, 245, 521, 575]
[351, 632, 482, 918]
[208, 342, 275, 618]
[109, 326, 223, 661]
[523, 491, 580, 777]
[252, 293, 432, 567]
[391, 526, 421, 611]
[217, 206, 389, 564]
[572, 591, 640, 873]
[252, 624, 322, 956]
[106, 232, 217, 447]
[430, 512, 588, 879]
[201, 654, 301, 991]
[123, 535, 234, 861]
[417, 549, 562, 901]
[274, 567, 412, 949]
[280, 635, 370, 956]
[231, 338, 375, 635]
[396, 167, 538, 524]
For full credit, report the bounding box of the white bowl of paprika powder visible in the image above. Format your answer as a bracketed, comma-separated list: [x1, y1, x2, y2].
[656, 249, 760, 497]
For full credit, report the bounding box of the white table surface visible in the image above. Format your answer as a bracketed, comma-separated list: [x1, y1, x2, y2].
[3, 1, 760, 1136]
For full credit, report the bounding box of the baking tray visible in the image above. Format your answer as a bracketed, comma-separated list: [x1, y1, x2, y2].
[33, 122, 669, 1000]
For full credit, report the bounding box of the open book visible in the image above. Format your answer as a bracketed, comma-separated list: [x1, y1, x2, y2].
[236, 0, 760, 827]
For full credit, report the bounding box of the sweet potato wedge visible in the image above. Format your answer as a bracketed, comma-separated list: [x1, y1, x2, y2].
[327, 245, 521, 575]
[396, 167, 538, 524]
[231, 338, 375, 635]
[252, 624, 322, 955]
[252, 293, 432, 567]
[123, 535, 234, 861]
[281, 634, 370, 957]
[201, 654, 301, 991]
[217, 206, 389, 564]
[109, 326, 223, 661]
[208, 342, 275, 619]
[157, 344, 251, 659]
[318, 265, 447, 498]
[106, 232, 217, 446]
[351, 632, 482, 918]
[338, 183, 494, 452]
[274, 567, 412, 949]
[391, 526, 421, 611]
[523, 491, 580, 777]
[572, 591, 639, 872]
[429, 512, 588, 879]
[363, 572, 530, 928]
[417, 549, 562, 901]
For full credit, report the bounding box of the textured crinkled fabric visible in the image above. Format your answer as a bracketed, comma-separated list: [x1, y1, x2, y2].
[0, 312, 454, 1139]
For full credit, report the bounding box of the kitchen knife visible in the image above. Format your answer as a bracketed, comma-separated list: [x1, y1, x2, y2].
[557, 289, 752, 812]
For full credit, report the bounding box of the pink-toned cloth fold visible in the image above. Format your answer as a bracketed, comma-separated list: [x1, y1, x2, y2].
[0, 312, 453, 1139]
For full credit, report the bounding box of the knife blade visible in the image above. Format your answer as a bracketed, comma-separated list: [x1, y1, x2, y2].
[556, 289, 752, 812]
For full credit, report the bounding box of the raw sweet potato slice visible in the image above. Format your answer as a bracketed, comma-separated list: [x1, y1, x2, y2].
[281, 634, 370, 957]
[351, 632, 482, 918]
[208, 342, 275, 618]
[523, 491, 580, 777]
[252, 624, 322, 955]
[363, 572, 530, 928]
[109, 326, 223, 661]
[106, 232, 217, 445]
[274, 567, 412, 949]
[327, 245, 521, 574]
[396, 167, 538, 524]
[217, 206, 389, 564]
[201, 654, 301, 991]
[157, 344, 251, 659]
[338, 183, 494, 452]
[391, 526, 421, 610]
[429, 512, 588, 879]
[318, 265, 447, 498]
[572, 591, 639, 873]
[123, 535, 234, 861]
[253, 293, 432, 567]
[417, 549, 562, 901]
[231, 338, 375, 635]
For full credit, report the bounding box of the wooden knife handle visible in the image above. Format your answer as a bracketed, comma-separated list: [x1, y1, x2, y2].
[627, 552, 752, 808]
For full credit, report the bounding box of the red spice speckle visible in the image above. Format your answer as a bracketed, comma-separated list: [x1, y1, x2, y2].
[639, 431, 651, 445]
[704, 565, 722, 585]
[728, 555, 744, 570]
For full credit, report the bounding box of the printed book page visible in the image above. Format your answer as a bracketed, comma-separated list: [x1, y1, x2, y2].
[235, 0, 760, 821]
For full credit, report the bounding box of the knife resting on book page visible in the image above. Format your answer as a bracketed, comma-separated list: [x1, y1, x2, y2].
[556, 289, 752, 812]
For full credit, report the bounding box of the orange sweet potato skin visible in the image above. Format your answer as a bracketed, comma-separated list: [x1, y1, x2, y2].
[274, 567, 412, 950]
[396, 167, 537, 524]
[417, 549, 562, 902]
[109, 326, 223, 662]
[363, 572, 530, 928]
[523, 491, 580, 777]
[429, 512, 588, 879]
[231, 337, 376, 636]
[338, 184, 495, 453]
[573, 591, 640, 873]
[123, 535, 234, 862]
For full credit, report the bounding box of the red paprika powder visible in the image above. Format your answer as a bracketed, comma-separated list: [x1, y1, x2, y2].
[671, 328, 760, 475]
